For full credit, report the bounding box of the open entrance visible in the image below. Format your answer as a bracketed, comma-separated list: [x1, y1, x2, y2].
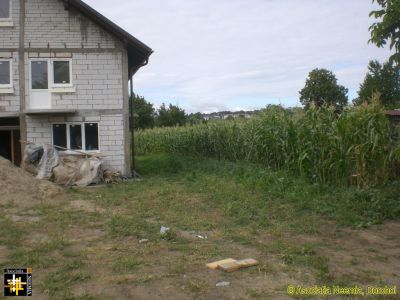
[0, 118, 21, 166]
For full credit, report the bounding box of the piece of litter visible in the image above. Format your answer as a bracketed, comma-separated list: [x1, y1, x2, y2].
[160, 226, 170, 234]
[216, 281, 230, 287]
[206, 258, 236, 270]
[139, 239, 149, 243]
[196, 233, 207, 239]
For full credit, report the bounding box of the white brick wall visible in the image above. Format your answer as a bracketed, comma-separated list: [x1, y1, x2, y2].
[23, 52, 124, 111]
[25, 0, 120, 49]
[26, 113, 126, 173]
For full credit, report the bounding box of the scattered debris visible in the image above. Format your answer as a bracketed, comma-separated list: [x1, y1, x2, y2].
[176, 230, 208, 240]
[139, 239, 149, 244]
[207, 258, 259, 272]
[160, 226, 170, 234]
[190, 231, 207, 240]
[104, 170, 122, 184]
[216, 281, 230, 287]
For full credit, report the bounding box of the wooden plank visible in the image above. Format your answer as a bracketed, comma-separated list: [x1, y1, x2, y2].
[206, 258, 236, 270]
[219, 258, 259, 273]
[218, 261, 241, 272]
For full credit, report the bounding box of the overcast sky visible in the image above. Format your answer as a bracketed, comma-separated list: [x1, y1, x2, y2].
[85, 0, 392, 113]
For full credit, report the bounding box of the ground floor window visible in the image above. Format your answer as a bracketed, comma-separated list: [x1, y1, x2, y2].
[52, 123, 99, 151]
[0, 59, 11, 87]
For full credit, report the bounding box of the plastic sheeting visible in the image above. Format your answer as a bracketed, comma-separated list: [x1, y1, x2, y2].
[52, 154, 103, 186]
[37, 145, 60, 180]
[21, 144, 104, 186]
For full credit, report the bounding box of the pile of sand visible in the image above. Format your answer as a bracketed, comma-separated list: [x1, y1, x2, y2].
[0, 157, 64, 207]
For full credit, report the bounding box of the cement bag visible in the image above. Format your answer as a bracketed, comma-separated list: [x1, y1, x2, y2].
[53, 154, 103, 186]
[36, 145, 60, 180]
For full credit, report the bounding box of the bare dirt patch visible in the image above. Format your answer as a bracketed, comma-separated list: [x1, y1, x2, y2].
[0, 157, 64, 208]
[69, 199, 106, 213]
[312, 221, 400, 285]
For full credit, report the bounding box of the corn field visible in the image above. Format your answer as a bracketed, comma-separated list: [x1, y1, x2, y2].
[135, 103, 400, 187]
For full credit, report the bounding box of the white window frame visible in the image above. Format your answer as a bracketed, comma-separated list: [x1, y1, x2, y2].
[0, 58, 13, 93]
[0, 0, 13, 27]
[51, 122, 100, 153]
[0, 0, 11, 20]
[51, 59, 73, 88]
[29, 58, 50, 91]
[29, 58, 75, 93]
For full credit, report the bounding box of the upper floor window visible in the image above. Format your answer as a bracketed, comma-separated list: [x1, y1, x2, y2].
[0, 0, 10, 19]
[0, 59, 12, 87]
[52, 59, 72, 87]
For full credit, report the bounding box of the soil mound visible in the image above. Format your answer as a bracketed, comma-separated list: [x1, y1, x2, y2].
[0, 157, 64, 207]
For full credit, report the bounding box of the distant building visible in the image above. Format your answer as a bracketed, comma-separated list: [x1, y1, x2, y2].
[203, 110, 259, 120]
[386, 110, 400, 125]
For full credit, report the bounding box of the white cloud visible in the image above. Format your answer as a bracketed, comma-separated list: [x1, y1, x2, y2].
[84, 0, 392, 113]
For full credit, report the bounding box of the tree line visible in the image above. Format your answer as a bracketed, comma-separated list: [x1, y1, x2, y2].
[131, 96, 204, 129]
[133, 0, 400, 129]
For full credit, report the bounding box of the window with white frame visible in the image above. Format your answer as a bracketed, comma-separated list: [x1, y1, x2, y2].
[0, 0, 10, 19]
[52, 123, 99, 151]
[52, 59, 72, 86]
[0, 59, 12, 87]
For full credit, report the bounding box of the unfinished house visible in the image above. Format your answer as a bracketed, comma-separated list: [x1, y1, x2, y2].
[0, 0, 152, 175]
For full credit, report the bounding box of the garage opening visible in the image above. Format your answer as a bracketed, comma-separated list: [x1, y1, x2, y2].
[0, 117, 21, 166]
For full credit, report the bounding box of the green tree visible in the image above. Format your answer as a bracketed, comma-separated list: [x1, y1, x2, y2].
[131, 94, 155, 129]
[369, 0, 400, 65]
[299, 68, 348, 112]
[353, 60, 400, 108]
[156, 103, 187, 127]
[187, 112, 205, 125]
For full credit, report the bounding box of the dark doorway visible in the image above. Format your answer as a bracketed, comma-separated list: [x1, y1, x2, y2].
[0, 118, 21, 166]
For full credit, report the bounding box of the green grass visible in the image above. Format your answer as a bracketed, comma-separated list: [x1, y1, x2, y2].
[0, 154, 398, 299]
[136, 154, 400, 228]
[41, 259, 91, 298]
[108, 215, 159, 239]
[112, 256, 142, 273]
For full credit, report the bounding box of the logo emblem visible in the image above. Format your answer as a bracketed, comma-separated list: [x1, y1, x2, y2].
[4, 268, 32, 297]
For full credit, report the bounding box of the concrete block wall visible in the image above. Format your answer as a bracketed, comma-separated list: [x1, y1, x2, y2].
[25, 0, 120, 49]
[55, 52, 123, 110]
[0, 0, 20, 48]
[0, 51, 20, 112]
[23, 51, 124, 110]
[99, 114, 125, 171]
[26, 113, 126, 172]
[26, 115, 52, 144]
